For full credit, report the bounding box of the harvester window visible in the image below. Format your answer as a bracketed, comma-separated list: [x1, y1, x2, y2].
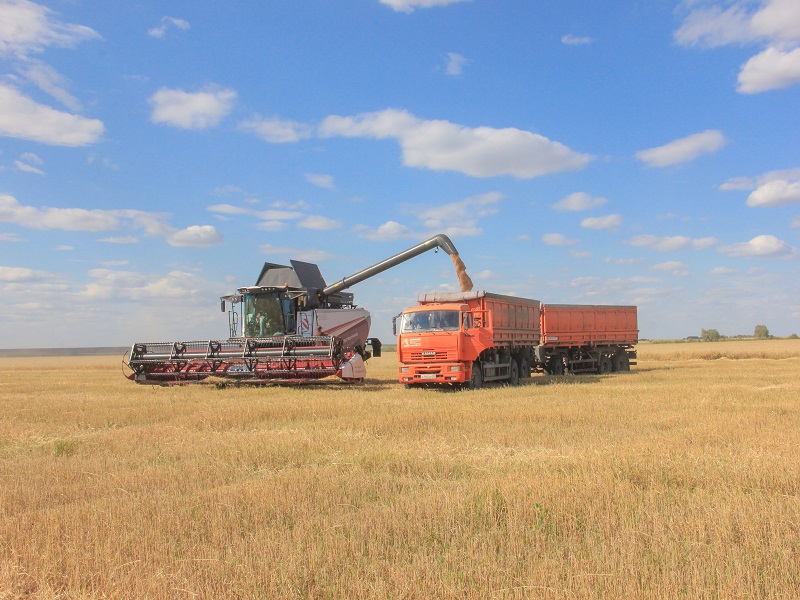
[244, 293, 286, 337]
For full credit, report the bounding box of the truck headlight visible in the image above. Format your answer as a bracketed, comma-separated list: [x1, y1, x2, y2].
[400, 367, 409, 373]
[449, 365, 460, 371]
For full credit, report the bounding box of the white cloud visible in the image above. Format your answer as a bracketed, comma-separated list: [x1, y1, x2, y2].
[710, 266, 737, 275]
[0, 0, 100, 58]
[738, 46, 800, 93]
[652, 261, 689, 277]
[14, 156, 44, 174]
[0, 265, 53, 282]
[444, 52, 468, 76]
[561, 34, 593, 45]
[0, 83, 104, 145]
[208, 203, 304, 222]
[581, 214, 621, 230]
[551, 191, 607, 212]
[379, 0, 471, 13]
[542, 233, 578, 247]
[675, 0, 800, 93]
[98, 236, 138, 244]
[1, 194, 222, 247]
[150, 86, 237, 129]
[359, 221, 417, 242]
[319, 108, 592, 179]
[167, 225, 222, 248]
[417, 191, 503, 237]
[19, 59, 81, 111]
[258, 244, 333, 263]
[298, 215, 341, 231]
[0, 233, 21, 242]
[720, 166, 800, 191]
[148, 16, 190, 39]
[77, 269, 210, 301]
[304, 173, 336, 190]
[747, 178, 800, 207]
[239, 115, 313, 142]
[626, 234, 719, 251]
[719, 234, 798, 258]
[635, 130, 726, 167]
[792, 217, 800, 227]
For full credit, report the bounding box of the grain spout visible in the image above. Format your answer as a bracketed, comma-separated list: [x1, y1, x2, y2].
[451, 253, 473, 292]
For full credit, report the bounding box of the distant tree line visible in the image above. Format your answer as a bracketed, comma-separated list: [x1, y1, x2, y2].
[699, 324, 780, 342]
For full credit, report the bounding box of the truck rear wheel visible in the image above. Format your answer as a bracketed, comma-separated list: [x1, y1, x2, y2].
[518, 357, 530, 379]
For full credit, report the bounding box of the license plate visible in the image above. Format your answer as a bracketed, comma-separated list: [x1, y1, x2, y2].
[419, 373, 437, 379]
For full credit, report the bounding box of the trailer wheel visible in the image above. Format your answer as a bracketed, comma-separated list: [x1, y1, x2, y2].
[597, 356, 612, 374]
[518, 357, 530, 379]
[547, 357, 565, 376]
[612, 353, 630, 372]
[508, 360, 520, 386]
[466, 362, 482, 390]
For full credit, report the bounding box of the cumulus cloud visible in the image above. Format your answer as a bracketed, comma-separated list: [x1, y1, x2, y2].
[358, 221, 417, 242]
[417, 191, 503, 237]
[77, 269, 211, 301]
[652, 261, 689, 277]
[239, 115, 313, 142]
[551, 192, 607, 212]
[635, 130, 726, 167]
[626, 234, 719, 251]
[304, 173, 336, 190]
[0, 82, 104, 145]
[319, 108, 592, 179]
[542, 233, 578, 247]
[148, 16, 190, 38]
[0, 194, 222, 247]
[208, 203, 304, 223]
[747, 178, 800, 207]
[167, 225, 222, 248]
[0, 0, 100, 58]
[0, 265, 53, 282]
[719, 234, 798, 258]
[444, 52, 468, 76]
[581, 214, 621, 230]
[379, 0, 471, 13]
[675, 0, 800, 93]
[150, 86, 237, 129]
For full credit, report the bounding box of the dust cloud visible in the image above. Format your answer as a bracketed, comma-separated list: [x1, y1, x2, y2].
[450, 253, 473, 292]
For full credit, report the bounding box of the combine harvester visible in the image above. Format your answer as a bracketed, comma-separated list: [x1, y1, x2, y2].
[125, 234, 460, 385]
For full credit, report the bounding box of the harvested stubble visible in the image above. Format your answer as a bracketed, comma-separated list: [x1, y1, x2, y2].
[1, 342, 799, 598]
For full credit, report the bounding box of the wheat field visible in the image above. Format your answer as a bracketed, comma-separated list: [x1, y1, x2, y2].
[1, 340, 799, 598]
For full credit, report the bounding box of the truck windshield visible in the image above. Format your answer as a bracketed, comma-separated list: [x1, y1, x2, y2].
[244, 292, 285, 337]
[400, 310, 460, 332]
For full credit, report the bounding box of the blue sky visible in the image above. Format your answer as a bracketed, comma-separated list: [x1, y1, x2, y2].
[1, 0, 799, 348]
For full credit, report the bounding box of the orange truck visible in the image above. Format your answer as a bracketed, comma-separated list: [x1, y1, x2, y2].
[395, 291, 637, 388]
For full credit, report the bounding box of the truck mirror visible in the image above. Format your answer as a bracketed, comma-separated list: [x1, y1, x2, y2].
[392, 315, 398, 336]
[220, 299, 225, 312]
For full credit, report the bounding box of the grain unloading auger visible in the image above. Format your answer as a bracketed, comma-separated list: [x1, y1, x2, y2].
[124, 234, 459, 385]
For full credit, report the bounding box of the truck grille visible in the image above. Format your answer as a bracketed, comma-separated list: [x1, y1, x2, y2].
[410, 350, 451, 361]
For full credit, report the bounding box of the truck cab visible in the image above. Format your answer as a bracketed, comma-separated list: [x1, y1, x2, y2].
[396, 302, 491, 386]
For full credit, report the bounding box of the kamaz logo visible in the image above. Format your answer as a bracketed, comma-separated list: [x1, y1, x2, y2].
[421, 351, 436, 356]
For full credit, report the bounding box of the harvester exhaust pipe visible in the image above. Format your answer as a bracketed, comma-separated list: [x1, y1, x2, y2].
[321, 233, 459, 299]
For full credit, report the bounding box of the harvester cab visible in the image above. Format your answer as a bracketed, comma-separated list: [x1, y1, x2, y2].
[125, 234, 460, 385]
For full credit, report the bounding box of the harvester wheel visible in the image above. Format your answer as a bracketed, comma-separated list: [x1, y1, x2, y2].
[508, 360, 520, 386]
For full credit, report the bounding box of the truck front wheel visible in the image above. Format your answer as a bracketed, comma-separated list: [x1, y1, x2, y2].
[466, 362, 482, 390]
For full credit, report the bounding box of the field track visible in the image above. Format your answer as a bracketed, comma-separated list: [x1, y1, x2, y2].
[2, 340, 799, 598]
